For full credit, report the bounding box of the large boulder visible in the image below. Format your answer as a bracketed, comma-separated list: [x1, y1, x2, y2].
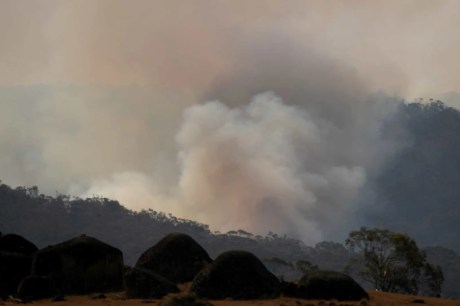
[0, 234, 38, 298]
[191, 250, 280, 300]
[0, 233, 38, 256]
[32, 235, 124, 294]
[136, 233, 212, 283]
[292, 270, 369, 301]
[124, 267, 179, 299]
[17, 275, 54, 300]
[0, 252, 33, 298]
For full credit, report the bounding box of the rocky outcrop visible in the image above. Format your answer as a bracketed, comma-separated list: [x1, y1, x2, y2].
[291, 270, 369, 301]
[32, 235, 124, 294]
[17, 275, 54, 300]
[0, 233, 38, 298]
[124, 267, 179, 299]
[191, 250, 280, 299]
[0, 233, 38, 256]
[136, 233, 212, 283]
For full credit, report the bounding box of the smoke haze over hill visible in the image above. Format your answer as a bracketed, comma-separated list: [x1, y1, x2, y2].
[1, 1, 460, 244]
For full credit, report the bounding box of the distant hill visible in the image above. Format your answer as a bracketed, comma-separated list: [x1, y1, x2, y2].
[364, 100, 460, 252]
[0, 182, 308, 265]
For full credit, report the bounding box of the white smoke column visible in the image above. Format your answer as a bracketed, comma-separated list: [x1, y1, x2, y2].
[175, 92, 365, 241]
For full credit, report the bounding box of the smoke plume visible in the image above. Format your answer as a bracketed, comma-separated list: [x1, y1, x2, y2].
[76, 86, 400, 243]
[1, 0, 459, 243]
[176, 92, 366, 240]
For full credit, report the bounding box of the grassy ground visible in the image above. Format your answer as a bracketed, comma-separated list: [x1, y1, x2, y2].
[2, 291, 458, 306]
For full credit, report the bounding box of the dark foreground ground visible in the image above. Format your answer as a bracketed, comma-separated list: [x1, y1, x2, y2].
[2, 291, 458, 306]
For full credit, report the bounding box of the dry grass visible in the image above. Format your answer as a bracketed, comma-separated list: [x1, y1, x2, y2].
[1, 291, 458, 306]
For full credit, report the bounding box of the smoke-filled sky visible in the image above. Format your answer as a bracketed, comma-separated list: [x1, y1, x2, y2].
[1, 0, 460, 243]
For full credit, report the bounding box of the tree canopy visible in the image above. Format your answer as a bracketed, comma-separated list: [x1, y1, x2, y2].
[346, 227, 443, 296]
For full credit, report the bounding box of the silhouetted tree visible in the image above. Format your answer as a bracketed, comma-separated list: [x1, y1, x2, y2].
[346, 227, 443, 295]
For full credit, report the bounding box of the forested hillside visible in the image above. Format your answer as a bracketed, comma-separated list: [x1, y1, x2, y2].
[0, 182, 311, 264]
[366, 101, 460, 251]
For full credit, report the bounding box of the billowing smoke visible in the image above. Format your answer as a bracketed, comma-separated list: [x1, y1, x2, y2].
[0, 24, 403, 244]
[175, 92, 366, 240]
[2, 1, 458, 243]
[75, 87, 400, 243]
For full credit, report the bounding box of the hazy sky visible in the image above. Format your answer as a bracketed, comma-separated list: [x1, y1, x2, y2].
[2, 0, 460, 98]
[1, 0, 460, 242]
